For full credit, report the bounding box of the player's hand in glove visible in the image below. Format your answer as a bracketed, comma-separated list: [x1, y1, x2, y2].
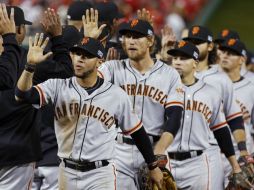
[238, 155, 254, 184]
[226, 171, 254, 189]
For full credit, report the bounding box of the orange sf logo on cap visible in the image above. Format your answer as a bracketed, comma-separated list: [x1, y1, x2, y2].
[131, 19, 139, 28]
[222, 29, 229, 37]
[228, 38, 236, 46]
[81, 37, 89, 45]
[178, 41, 186, 48]
[192, 26, 200, 35]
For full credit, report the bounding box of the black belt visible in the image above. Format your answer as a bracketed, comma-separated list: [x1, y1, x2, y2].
[63, 159, 109, 172]
[168, 150, 203, 161]
[116, 134, 160, 145]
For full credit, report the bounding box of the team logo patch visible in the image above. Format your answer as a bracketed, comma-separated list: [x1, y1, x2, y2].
[131, 19, 139, 28]
[192, 26, 200, 35]
[81, 37, 89, 45]
[97, 50, 103, 58]
[222, 29, 229, 37]
[176, 87, 184, 94]
[227, 38, 236, 46]
[178, 41, 186, 48]
[147, 29, 153, 36]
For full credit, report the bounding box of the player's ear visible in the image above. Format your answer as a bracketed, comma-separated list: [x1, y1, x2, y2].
[208, 42, 214, 52]
[193, 60, 198, 69]
[96, 58, 104, 67]
[147, 36, 155, 47]
[239, 55, 246, 66]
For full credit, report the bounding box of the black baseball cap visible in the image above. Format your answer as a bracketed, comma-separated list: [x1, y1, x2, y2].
[167, 40, 199, 61]
[183, 25, 213, 43]
[7, 6, 32, 26]
[70, 37, 105, 59]
[215, 29, 240, 43]
[67, 1, 92, 21]
[247, 51, 254, 65]
[95, 1, 123, 24]
[118, 19, 154, 37]
[62, 25, 82, 49]
[219, 38, 246, 56]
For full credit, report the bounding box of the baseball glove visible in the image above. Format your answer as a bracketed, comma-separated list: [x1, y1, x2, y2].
[137, 155, 177, 190]
[225, 171, 253, 190]
[238, 155, 254, 184]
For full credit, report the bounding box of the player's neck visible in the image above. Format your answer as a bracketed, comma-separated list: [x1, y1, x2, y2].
[182, 73, 196, 86]
[76, 71, 98, 88]
[227, 69, 241, 82]
[130, 54, 154, 74]
[197, 59, 209, 72]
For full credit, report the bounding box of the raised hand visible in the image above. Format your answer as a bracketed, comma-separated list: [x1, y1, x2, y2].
[106, 47, 120, 61]
[137, 8, 154, 27]
[27, 33, 52, 65]
[41, 8, 62, 37]
[82, 8, 106, 39]
[161, 25, 176, 48]
[0, 4, 16, 35]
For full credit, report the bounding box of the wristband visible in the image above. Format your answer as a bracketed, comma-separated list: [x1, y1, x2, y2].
[25, 63, 36, 73]
[148, 161, 158, 170]
[237, 141, 247, 151]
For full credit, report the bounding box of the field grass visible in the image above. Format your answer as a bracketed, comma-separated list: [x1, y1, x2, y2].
[205, 0, 254, 50]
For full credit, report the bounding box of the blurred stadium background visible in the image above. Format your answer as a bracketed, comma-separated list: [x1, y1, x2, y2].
[3, 0, 254, 50]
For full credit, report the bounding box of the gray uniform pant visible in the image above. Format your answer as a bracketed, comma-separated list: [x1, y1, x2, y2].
[58, 162, 116, 190]
[170, 146, 224, 190]
[0, 162, 35, 190]
[32, 166, 59, 190]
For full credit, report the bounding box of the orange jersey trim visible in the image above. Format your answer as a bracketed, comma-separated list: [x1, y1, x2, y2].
[34, 85, 46, 107]
[165, 101, 184, 108]
[97, 70, 104, 79]
[226, 112, 243, 121]
[210, 121, 227, 131]
[122, 121, 142, 135]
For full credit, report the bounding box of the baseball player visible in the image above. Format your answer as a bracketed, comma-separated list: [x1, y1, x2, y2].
[214, 29, 254, 82]
[82, 10, 184, 189]
[31, 9, 82, 190]
[167, 40, 252, 190]
[183, 25, 251, 187]
[0, 5, 42, 190]
[0, 4, 20, 90]
[219, 38, 254, 153]
[246, 51, 254, 73]
[15, 34, 164, 190]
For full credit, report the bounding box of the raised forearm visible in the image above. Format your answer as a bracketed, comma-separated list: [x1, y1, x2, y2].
[17, 70, 34, 91]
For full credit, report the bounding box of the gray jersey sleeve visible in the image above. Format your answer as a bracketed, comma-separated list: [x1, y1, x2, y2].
[98, 60, 116, 82]
[223, 77, 242, 121]
[34, 79, 59, 107]
[165, 70, 184, 109]
[116, 89, 142, 135]
[210, 100, 228, 131]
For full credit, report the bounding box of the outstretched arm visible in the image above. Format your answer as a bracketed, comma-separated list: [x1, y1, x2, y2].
[16, 33, 52, 102]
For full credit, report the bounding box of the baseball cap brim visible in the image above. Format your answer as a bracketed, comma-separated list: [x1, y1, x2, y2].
[119, 28, 147, 36]
[70, 46, 99, 58]
[24, 20, 32, 25]
[167, 49, 197, 60]
[183, 36, 207, 43]
[219, 45, 242, 56]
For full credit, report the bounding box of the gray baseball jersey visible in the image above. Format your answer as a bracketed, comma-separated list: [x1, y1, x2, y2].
[195, 66, 242, 121]
[241, 68, 254, 82]
[233, 77, 254, 152]
[98, 59, 184, 136]
[34, 77, 141, 162]
[168, 80, 227, 152]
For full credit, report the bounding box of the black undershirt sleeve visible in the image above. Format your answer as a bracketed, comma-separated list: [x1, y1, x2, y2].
[15, 87, 41, 105]
[163, 106, 183, 137]
[130, 127, 156, 165]
[228, 116, 245, 132]
[213, 127, 235, 158]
